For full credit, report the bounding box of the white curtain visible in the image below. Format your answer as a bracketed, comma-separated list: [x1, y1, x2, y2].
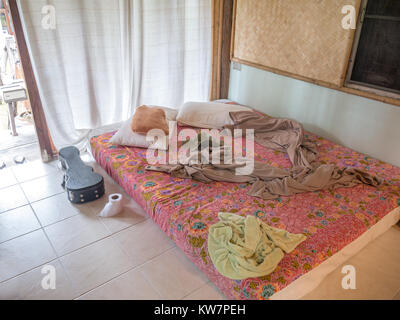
[17, 0, 211, 148]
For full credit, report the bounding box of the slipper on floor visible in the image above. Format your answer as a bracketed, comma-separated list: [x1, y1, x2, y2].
[13, 156, 26, 164]
[17, 111, 33, 123]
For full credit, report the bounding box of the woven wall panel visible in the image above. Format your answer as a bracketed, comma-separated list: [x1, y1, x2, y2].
[233, 0, 361, 86]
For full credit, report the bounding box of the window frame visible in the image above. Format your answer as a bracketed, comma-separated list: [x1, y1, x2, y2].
[345, 0, 400, 100]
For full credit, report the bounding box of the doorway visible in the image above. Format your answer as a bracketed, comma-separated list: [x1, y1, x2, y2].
[0, 0, 54, 169]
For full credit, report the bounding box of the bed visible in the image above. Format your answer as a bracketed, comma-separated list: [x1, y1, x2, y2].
[90, 111, 400, 300]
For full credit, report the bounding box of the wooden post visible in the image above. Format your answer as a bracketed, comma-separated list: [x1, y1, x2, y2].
[219, 0, 233, 99]
[210, 0, 234, 101]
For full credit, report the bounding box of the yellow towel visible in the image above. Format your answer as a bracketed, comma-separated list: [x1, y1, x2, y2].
[208, 212, 306, 280]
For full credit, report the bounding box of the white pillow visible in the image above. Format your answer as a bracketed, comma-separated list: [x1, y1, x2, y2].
[109, 119, 168, 150]
[109, 105, 176, 150]
[176, 101, 252, 129]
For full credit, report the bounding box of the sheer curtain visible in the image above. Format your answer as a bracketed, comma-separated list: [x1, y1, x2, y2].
[17, 0, 211, 148]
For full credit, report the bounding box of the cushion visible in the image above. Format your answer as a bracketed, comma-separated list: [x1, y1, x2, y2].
[131, 106, 169, 135]
[176, 101, 253, 129]
[109, 119, 168, 150]
[145, 105, 178, 122]
[109, 105, 177, 150]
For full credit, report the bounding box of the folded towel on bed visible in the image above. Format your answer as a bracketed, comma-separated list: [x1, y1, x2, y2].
[208, 212, 306, 280]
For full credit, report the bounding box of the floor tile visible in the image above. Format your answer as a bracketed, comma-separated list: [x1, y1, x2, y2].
[97, 191, 148, 234]
[0, 184, 29, 213]
[79, 171, 149, 233]
[31, 193, 81, 227]
[11, 160, 58, 183]
[80, 175, 129, 214]
[80, 152, 95, 163]
[45, 214, 111, 256]
[302, 226, 400, 300]
[20, 174, 65, 203]
[0, 142, 41, 169]
[184, 282, 226, 300]
[0, 205, 41, 243]
[98, 204, 148, 234]
[0, 168, 18, 189]
[0, 260, 75, 300]
[138, 247, 208, 300]
[60, 237, 134, 296]
[0, 230, 56, 282]
[0, 120, 37, 150]
[113, 219, 175, 267]
[48, 160, 60, 170]
[77, 269, 161, 300]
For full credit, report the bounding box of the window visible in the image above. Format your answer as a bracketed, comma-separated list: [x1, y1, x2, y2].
[346, 0, 400, 98]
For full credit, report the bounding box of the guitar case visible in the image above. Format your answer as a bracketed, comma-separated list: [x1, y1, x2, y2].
[59, 146, 105, 204]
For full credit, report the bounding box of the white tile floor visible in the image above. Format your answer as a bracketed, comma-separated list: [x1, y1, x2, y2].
[0, 158, 399, 300]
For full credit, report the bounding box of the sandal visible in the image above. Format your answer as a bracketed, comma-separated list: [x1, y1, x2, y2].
[17, 111, 33, 124]
[13, 155, 25, 164]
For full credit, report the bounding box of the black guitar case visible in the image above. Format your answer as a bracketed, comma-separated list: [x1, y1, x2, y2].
[59, 146, 105, 204]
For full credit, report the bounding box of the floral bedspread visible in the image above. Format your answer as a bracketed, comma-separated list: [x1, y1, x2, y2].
[90, 123, 400, 300]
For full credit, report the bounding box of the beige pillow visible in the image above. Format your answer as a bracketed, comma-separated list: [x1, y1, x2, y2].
[131, 105, 169, 135]
[176, 101, 252, 129]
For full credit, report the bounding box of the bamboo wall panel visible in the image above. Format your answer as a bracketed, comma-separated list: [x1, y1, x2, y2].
[232, 0, 361, 86]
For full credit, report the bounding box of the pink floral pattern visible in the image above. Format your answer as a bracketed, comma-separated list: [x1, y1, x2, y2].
[90, 121, 400, 300]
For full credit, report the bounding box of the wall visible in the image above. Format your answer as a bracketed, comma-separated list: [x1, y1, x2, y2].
[228, 64, 400, 167]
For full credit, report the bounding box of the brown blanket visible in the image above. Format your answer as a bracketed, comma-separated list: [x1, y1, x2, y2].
[146, 112, 382, 200]
[226, 111, 317, 168]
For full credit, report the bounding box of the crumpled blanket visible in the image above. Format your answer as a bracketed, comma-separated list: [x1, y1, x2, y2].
[208, 212, 306, 280]
[147, 160, 382, 200]
[226, 111, 318, 168]
[146, 112, 382, 200]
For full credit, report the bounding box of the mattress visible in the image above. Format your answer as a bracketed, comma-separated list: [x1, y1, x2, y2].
[90, 123, 400, 300]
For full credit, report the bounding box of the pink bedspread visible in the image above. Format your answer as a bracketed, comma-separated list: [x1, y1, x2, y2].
[90, 122, 400, 300]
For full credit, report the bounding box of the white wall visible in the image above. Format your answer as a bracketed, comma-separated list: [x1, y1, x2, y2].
[228, 64, 400, 167]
